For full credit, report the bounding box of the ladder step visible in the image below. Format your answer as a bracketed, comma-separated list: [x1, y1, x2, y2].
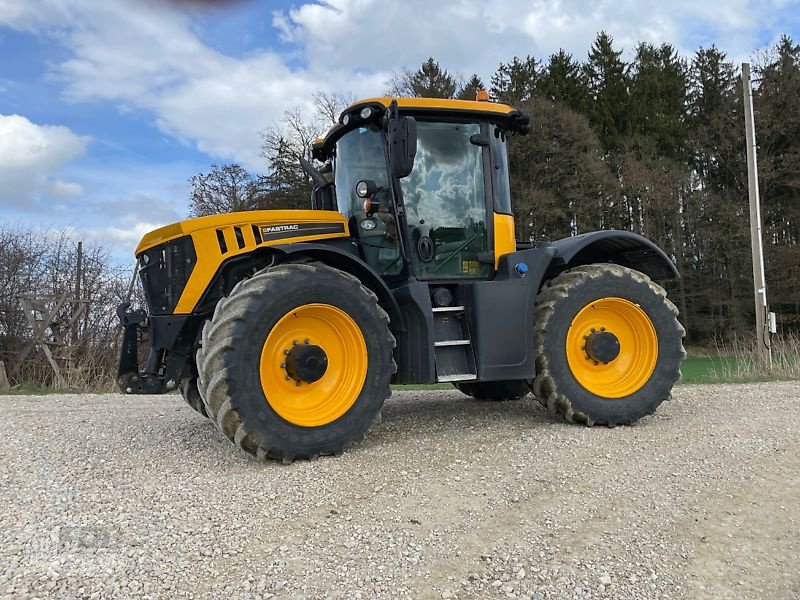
[437, 373, 478, 382]
[432, 306, 465, 313]
[434, 339, 471, 347]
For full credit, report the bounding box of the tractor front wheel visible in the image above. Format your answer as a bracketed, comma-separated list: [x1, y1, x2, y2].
[532, 264, 684, 426]
[179, 376, 208, 418]
[196, 262, 395, 462]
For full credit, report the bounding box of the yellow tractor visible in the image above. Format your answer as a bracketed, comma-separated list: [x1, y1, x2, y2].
[117, 96, 685, 462]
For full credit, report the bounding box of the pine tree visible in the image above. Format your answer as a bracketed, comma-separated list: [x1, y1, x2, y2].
[583, 32, 630, 153]
[754, 36, 800, 314]
[490, 56, 539, 104]
[390, 58, 458, 98]
[684, 46, 749, 337]
[540, 49, 586, 113]
[629, 42, 688, 160]
[457, 74, 486, 101]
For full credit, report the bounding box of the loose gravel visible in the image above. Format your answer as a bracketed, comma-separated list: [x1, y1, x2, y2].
[1, 382, 799, 599]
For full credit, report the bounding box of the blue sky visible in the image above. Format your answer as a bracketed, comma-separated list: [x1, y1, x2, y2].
[1, 0, 799, 263]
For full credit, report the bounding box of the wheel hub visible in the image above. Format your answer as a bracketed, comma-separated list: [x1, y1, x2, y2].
[285, 342, 328, 383]
[566, 297, 659, 399]
[584, 330, 621, 364]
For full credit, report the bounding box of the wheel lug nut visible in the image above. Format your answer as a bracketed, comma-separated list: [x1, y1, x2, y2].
[285, 375, 292, 380]
[292, 340, 299, 346]
[295, 381, 301, 387]
[283, 349, 290, 356]
[280, 362, 286, 368]
[304, 338, 310, 345]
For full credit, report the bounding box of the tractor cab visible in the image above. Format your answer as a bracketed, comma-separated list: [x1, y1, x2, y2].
[311, 97, 531, 281]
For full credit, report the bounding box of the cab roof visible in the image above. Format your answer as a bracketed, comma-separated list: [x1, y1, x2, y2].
[311, 96, 523, 161]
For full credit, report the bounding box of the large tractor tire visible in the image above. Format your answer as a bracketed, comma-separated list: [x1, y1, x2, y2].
[195, 262, 395, 462]
[179, 376, 208, 418]
[453, 380, 530, 401]
[532, 264, 685, 427]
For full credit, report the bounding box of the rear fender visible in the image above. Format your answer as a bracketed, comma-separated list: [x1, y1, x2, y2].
[548, 230, 679, 280]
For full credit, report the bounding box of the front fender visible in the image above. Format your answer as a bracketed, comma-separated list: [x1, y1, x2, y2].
[549, 230, 679, 280]
[272, 242, 406, 332]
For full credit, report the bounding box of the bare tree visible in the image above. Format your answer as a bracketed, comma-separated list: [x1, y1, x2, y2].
[188, 164, 270, 217]
[0, 225, 139, 390]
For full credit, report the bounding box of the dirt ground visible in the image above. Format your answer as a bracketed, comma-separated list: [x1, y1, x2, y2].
[1, 381, 798, 599]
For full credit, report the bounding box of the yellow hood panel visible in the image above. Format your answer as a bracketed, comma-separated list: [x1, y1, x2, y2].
[136, 210, 347, 254]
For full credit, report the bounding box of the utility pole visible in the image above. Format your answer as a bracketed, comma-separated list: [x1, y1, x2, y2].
[741, 63, 772, 370]
[72, 240, 83, 345]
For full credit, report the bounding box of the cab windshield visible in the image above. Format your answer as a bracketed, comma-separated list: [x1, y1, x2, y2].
[334, 125, 389, 218]
[334, 126, 402, 276]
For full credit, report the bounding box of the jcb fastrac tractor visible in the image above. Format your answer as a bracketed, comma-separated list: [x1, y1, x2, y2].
[118, 95, 685, 462]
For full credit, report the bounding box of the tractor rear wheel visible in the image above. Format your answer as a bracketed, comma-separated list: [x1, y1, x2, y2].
[532, 264, 684, 426]
[179, 376, 208, 418]
[196, 262, 395, 462]
[453, 380, 530, 401]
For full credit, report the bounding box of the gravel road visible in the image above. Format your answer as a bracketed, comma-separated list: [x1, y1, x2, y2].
[1, 382, 799, 600]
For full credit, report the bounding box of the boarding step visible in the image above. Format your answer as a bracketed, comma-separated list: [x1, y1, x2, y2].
[432, 302, 476, 382]
[432, 306, 465, 313]
[436, 373, 478, 383]
[434, 339, 471, 347]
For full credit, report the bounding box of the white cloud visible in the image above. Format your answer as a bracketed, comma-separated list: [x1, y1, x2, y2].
[85, 222, 167, 250]
[0, 0, 787, 178]
[276, 0, 770, 78]
[48, 179, 84, 198]
[0, 0, 383, 171]
[0, 114, 89, 206]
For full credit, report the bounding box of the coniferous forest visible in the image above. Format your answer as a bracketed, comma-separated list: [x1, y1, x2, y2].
[188, 32, 800, 344]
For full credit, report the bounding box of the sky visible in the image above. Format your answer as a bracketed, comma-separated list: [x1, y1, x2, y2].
[1, 0, 799, 263]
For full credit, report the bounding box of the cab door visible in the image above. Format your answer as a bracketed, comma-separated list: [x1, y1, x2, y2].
[398, 120, 491, 280]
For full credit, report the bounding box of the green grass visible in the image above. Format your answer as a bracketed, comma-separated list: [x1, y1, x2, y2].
[679, 355, 799, 384]
[394, 356, 793, 390]
[679, 356, 741, 384]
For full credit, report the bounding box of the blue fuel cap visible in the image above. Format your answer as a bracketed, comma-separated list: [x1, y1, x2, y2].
[514, 262, 529, 276]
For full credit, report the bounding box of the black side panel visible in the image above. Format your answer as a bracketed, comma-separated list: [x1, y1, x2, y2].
[391, 281, 436, 384]
[465, 246, 555, 382]
[549, 230, 679, 280]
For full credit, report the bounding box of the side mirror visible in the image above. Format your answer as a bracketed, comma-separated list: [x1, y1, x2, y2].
[387, 115, 417, 179]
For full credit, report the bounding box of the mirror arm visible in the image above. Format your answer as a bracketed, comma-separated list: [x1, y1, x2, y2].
[299, 155, 329, 188]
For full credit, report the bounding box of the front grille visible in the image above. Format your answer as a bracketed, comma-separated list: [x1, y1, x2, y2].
[137, 235, 197, 315]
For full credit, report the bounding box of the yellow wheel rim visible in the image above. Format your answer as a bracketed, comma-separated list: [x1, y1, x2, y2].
[260, 303, 367, 427]
[566, 297, 658, 398]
